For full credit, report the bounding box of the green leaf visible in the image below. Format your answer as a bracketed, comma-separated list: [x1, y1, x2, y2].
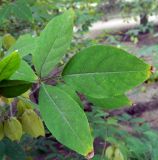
[0, 51, 20, 81]
[7, 34, 36, 57]
[33, 10, 74, 78]
[12, 0, 33, 22]
[10, 60, 37, 82]
[4, 139, 26, 160]
[57, 83, 83, 108]
[0, 4, 11, 24]
[0, 80, 32, 98]
[62, 45, 151, 98]
[87, 95, 132, 109]
[39, 84, 93, 156]
[0, 141, 5, 159]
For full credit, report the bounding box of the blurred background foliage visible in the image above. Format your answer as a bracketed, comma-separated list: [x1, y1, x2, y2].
[1, 0, 158, 159]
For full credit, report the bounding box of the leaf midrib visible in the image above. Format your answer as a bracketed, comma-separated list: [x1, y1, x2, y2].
[64, 70, 147, 77]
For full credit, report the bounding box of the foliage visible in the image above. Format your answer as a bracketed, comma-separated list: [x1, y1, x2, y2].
[87, 109, 158, 160]
[0, 0, 102, 36]
[0, 9, 152, 159]
[120, 0, 158, 25]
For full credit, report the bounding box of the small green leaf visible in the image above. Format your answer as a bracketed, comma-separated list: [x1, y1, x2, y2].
[0, 80, 32, 98]
[0, 4, 11, 24]
[4, 139, 26, 160]
[87, 95, 132, 109]
[33, 10, 74, 78]
[12, 0, 33, 22]
[0, 141, 5, 159]
[7, 34, 36, 57]
[62, 45, 151, 98]
[10, 60, 37, 82]
[39, 84, 93, 156]
[0, 51, 20, 81]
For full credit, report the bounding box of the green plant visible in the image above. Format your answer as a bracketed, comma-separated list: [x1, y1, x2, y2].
[0, 0, 33, 24]
[0, 0, 102, 36]
[86, 108, 158, 160]
[0, 10, 152, 159]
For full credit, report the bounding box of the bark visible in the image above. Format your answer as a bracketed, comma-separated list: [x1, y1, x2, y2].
[140, 13, 148, 26]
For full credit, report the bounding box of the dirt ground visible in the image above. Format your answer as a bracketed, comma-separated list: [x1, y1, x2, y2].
[86, 15, 158, 39]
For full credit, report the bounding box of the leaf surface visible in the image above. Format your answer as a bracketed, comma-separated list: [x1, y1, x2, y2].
[0, 80, 32, 98]
[57, 83, 83, 108]
[7, 34, 36, 57]
[0, 4, 11, 23]
[87, 95, 131, 109]
[0, 51, 20, 81]
[12, 0, 33, 22]
[10, 60, 37, 82]
[5, 139, 26, 160]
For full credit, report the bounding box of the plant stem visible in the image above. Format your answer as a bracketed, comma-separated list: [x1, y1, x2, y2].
[29, 83, 41, 97]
